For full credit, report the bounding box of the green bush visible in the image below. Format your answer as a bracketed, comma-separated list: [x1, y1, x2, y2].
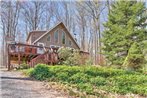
[58, 47, 89, 66]
[69, 73, 90, 84]
[85, 59, 93, 66]
[56, 72, 69, 82]
[90, 76, 106, 86]
[77, 83, 93, 94]
[23, 68, 34, 76]
[123, 42, 145, 70]
[30, 64, 53, 80]
[18, 62, 29, 69]
[57, 47, 73, 61]
[63, 52, 82, 66]
[61, 66, 82, 76]
[26, 65, 147, 96]
[107, 74, 147, 94]
[132, 84, 147, 96]
[84, 66, 131, 78]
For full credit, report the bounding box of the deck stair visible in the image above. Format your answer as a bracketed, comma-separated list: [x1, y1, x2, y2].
[28, 51, 59, 67]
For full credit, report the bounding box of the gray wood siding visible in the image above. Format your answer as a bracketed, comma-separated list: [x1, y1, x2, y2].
[34, 25, 79, 49]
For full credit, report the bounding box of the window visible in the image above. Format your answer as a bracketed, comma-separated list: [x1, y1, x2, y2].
[39, 44, 43, 50]
[69, 40, 72, 46]
[54, 30, 58, 43]
[47, 35, 51, 42]
[38, 43, 43, 50]
[62, 32, 66, 44]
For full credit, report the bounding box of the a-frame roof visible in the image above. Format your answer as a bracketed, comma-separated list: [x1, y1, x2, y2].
[32, 22, 80, 49]
[26, 30, 47, 41]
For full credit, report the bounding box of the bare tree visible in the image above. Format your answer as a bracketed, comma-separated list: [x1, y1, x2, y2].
[21, 1, 46, 32]
[1, 1, 20, 40]
[76, 1, 106, 65]
[0, 1, 21, 66]
[52, 1, 75, 32]
[75, 2, 87, 51]
[43, 2, 54, 29]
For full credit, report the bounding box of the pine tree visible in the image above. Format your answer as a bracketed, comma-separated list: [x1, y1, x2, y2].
[102, 1, 147, 66]
[123, 42, 145, 70]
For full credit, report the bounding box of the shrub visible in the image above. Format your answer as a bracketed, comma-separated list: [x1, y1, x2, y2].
[107, 74, 147, 95]
[90, 76, 106, 86]
[58, 47, 89, 66]
[30, 64, 52, 80]
[123, 42, 145, 70]
[63, 52, 82, 66]
[110, 74, 147, 86]
[132, 84, 147, 96]
[69, 73, 90, 84]
[64, 66, 82, 76]
[85, 59, 93, 66]
[23, 68, 34, 76]
[56, 72, 69, 82]
[57, 47, 73, 61]
[84, 66, 129, 77]
[77, 83, 93, 94]
[18, 62, 29, 69]
[25, 65, 147, 96]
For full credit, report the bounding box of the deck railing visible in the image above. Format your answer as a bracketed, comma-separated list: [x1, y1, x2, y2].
[28, 51, 59, 67]
[7, 43, 59, 70]
[8, 43, 53, 54]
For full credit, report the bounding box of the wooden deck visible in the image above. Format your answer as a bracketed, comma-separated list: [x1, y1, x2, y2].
[7, 43, 90, 70]
[7, 43, 59, 70]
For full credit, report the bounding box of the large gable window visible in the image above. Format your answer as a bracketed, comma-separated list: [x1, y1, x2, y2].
[47, 35, 51, 42]
[62, 31, 66, 44]
[69, 40, 72, 46]
[54, 30, 58, 43]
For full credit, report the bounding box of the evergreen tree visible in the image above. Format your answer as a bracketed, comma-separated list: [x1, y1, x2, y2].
[102, 1, 147, 65]
[123, 42, 145, 70]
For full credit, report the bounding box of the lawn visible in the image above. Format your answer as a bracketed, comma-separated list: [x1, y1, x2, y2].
[24, 64, 147, 97]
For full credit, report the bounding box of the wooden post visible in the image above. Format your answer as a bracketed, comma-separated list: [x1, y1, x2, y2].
[8, 44, 10, 71]
[50, 53, 53, 65]
[18, 53, 21, 65]
[18, 45, 21, 65]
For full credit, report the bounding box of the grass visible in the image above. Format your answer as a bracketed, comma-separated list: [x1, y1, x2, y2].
[23, 64, 147, 97]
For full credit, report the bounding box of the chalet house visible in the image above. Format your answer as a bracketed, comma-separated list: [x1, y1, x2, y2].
[7, 22, 85, 70]
[26, 22, 80, 53]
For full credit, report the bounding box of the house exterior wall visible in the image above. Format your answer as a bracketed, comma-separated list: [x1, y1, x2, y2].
[27, 36, 32, 44]
[34, 25, 79, 49]
[27, 31, 46, 44]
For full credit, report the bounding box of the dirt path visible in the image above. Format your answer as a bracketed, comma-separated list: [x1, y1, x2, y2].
[0, 68, 68, 98]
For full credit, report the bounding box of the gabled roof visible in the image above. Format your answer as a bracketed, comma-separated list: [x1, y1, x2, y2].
[26, 30, 47, 41]
[32, 22, 80, 49]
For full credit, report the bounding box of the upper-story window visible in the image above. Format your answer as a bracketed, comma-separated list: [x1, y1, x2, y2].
[62, 31, 66, 44]
[47, 35, 51, 42]
[54, 30, 58, 43]
[69, 40, 72, 46]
